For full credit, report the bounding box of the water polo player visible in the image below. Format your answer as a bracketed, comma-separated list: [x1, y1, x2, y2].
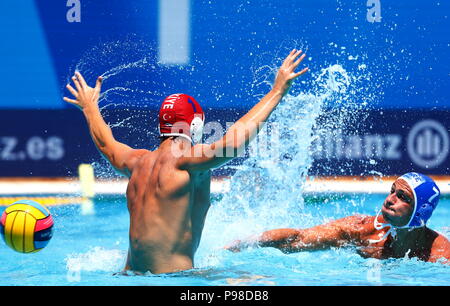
[226, 173, 450, 264]
[63, 49, 309, 274]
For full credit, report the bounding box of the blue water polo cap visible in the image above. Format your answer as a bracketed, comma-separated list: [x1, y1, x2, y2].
[399, 172, 440, 227]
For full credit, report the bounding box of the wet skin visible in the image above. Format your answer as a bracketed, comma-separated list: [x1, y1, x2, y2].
[64, 50, 310, 274]
[381, 179, 414, 227]
[124, 139, 212, 274]
[227, 178, 450, 263]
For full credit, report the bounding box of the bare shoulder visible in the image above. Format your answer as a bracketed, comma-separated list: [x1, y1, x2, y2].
[329, 214, 373, 228]
[129, 149, 153, 166]
[434, 234, 450, 248]
[343, 214, 373, 223]
[325, 214, 376, 241]
[430, 231, 450, 261]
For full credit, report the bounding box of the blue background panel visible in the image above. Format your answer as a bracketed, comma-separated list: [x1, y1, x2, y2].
[0, 1, 449, 177]
[1, 1, 448, 110]
[0, 0, 61, 109]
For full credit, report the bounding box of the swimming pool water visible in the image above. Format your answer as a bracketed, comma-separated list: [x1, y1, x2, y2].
[1, 193, 449, 286]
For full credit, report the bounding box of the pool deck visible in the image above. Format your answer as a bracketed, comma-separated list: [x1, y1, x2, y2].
[0, 176, 448, 196]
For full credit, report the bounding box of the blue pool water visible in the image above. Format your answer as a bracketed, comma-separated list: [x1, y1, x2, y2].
[2, 40, 448, 286]
[1, 193, 449, 286]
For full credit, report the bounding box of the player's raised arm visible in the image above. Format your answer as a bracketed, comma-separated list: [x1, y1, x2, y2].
[177, 49, 309, 171]
[64, 71, 147, 176]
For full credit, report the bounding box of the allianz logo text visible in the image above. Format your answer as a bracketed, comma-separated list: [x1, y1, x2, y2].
[407, 120, 449, 168]
[311, 119, 449, 169]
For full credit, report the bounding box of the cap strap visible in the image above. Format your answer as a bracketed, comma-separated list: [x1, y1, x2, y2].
[160, 133, 193, 144]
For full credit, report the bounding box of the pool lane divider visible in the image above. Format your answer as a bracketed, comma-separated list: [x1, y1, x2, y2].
[0, 176, 448, 207]
[0, 196, 84, 207]
[0, 164, 97, 208]
[78, 164, 95, 215]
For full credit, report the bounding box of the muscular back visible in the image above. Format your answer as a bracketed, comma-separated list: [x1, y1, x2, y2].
[124, 145, 211, 274]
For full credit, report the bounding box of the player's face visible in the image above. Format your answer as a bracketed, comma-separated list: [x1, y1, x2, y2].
[381, 179, 415, 227]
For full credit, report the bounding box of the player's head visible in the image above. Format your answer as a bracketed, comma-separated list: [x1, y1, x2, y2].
[158, 94, 205, 144]
[382, 172, 440, 227]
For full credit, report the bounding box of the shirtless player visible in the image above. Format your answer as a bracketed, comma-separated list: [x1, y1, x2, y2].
[63, 49, 309, 274]
[226, 173, 450, 264]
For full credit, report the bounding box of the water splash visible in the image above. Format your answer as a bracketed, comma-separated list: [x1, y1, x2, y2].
[70, 40, 378, 269]
[65, 247, 126, 273]
[100, 57, 152, 80]
[196, 62, 375, 268]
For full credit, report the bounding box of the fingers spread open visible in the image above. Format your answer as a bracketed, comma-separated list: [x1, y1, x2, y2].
[282, 49, 297, 66]
[293, 67, 309, 78]
[284, 49, 304, 68]
[95, 76, 103, 92]
[63, 97, 78, 104]
[72, 76, 82, 92]
[293, 50, 303, 60]
[66, 84, 78, 97]
[293, 53, 306, 70]
[75, 71, 87, 88]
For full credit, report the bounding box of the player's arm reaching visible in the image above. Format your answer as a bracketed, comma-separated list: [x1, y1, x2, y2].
[177, 49, 309, 171]
[64, 72, 147, 177]
[225, 216, 365, 253]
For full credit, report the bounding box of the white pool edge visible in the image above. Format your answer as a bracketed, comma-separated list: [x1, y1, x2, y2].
[0, 177, 449, 196]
